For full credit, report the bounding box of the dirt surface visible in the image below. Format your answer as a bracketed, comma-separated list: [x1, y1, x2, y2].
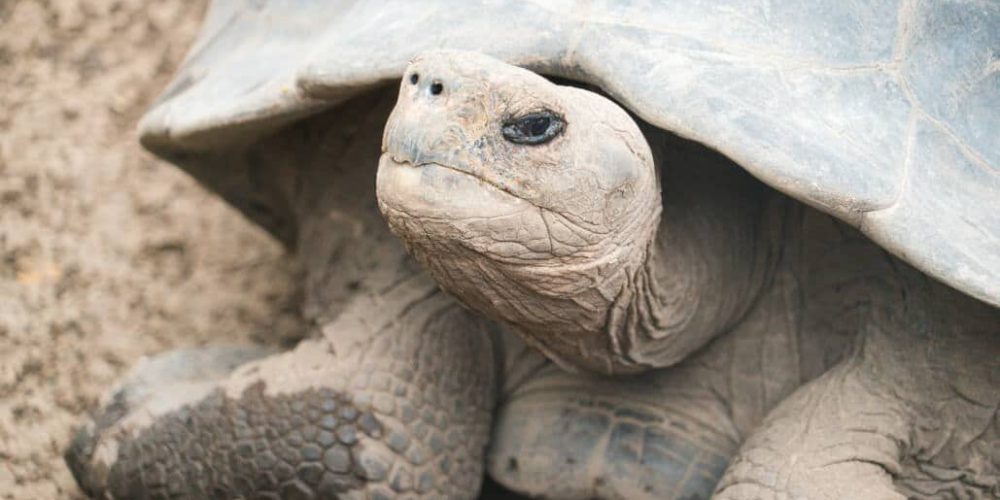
[0, 0, 304, 497]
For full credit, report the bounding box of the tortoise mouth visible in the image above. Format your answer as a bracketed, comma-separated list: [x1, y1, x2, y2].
[376, 154, 537, 223]
[389, 155, 533, 206]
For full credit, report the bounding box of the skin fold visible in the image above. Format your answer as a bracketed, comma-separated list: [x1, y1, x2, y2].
[376, 51, 1000, 499]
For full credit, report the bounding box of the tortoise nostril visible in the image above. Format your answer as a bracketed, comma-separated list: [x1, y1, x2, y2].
[409, 73, 419, 85]
[430, 81, 443, 95]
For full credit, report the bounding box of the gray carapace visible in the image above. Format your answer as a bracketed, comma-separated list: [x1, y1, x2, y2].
[141, 0, 999, 307]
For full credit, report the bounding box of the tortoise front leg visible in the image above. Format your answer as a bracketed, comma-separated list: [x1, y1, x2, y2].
[488, 360, 737, 500]
[66, 273, 499, 499]
[714, 273, 1000, 500]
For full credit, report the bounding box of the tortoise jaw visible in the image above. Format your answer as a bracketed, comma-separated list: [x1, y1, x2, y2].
[376, 153, 535, 223]
[389, 153, 534, 206]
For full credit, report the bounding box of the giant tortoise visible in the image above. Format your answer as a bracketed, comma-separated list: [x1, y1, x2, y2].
[67, 1, 998, 499]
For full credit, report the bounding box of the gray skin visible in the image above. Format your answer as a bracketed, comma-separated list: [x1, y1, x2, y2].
[377, 51, 1000, 498]
[68, 89, 759, 499]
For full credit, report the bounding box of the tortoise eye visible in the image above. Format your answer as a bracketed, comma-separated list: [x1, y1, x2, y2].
[502, 111, 564, 145]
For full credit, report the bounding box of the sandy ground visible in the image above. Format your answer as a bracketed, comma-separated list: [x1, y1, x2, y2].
[0, 0, 304, 497]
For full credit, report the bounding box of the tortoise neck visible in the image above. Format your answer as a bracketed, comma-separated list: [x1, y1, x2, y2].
[601, 133, 785, 370]
[620, 212, 778, 368]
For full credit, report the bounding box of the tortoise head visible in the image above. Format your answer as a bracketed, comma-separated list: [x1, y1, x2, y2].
[377, 50, 662, 372]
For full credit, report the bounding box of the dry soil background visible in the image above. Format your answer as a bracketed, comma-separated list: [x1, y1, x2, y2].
[0, 0, 304, 497]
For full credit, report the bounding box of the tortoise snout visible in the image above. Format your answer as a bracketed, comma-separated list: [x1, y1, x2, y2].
[385, 53, 495, 168]
[405, 69, 446, 98]
[399, 50, 501, 104]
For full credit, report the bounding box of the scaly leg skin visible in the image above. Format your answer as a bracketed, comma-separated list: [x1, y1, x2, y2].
[489, 361, 736, 499]
[714, 266, 1000, 500]
[66, 272, 498, 499]
[67, 89, 502, 499]
[65, 345, 275, 495]
[65, 87, 565, 500]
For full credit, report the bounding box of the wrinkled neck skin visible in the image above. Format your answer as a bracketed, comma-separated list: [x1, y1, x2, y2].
[617, 130, 780, 371]
[391, 126, 779, 375]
